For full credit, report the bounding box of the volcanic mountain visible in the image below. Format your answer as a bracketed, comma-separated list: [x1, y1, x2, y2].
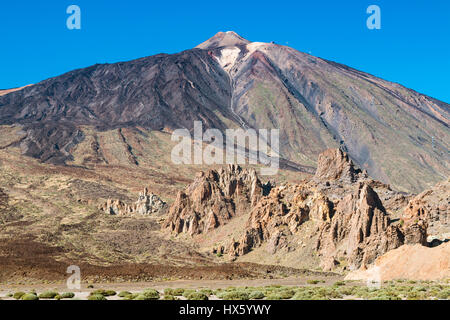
[0, 31, 448, 192]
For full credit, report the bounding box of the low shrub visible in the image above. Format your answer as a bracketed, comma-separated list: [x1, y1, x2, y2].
[265, 293, 283, 300]
[186, 292, 209, 300]
[90, 289, 116, 297]
[217, 291, 250, 300]
[198, 289, 213, 296]
[123, 293, 139, 300]
[182, 289, 197, 298]
[38, 291, 59, 299]
[118, 291, 132, 298]
[13, 292, 26, 300]
[436, 289, 450, 300]
[21, 294, 39, 301]
[88, 294, 107, 301]
[278, 289, 295, 299]
[165, 288, 185, 296]
[139, 289, 160, 300]
[249, 291, 265, 300]
[60, 292, 75, 299]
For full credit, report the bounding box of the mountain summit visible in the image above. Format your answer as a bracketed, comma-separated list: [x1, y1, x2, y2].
[0, 32, 448, 192]
[196, 31, 251, 49]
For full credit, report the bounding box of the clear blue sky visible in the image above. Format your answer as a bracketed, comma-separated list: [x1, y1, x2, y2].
[1, 0, 449, 103]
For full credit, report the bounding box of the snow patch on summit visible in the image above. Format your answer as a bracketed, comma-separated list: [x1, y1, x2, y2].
[216, 47, 241, 72]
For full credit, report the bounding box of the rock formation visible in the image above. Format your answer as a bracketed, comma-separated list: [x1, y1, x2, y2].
[402, 178, 449, 244]
[221, 149, 428, 271]
[315, 182, 405, 270]
[99, 187, 167, 216]
[313, 148, 367, 184]
[163, 164, 270, 236]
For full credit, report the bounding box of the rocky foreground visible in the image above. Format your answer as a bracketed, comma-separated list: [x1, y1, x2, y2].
[163, 149, 449, 278]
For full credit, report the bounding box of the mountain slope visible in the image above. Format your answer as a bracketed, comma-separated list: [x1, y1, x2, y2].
[0, 32, 448, 192]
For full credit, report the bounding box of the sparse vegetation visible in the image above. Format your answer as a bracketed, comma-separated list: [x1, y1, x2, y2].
[118, 291, 132, 297]
[38, 291, 59, 299]
[4, 280, 449, 301]
[90, 289, 116, 297]
[60, 292, 75, 299]
[13, 292, 26, 300]
[88, 294, 107, 301]
[249, 291, 265, 299]
[185, 292, 209, 300]
[164, 288, 185, 296]
[21, 293, 39, 300]
[217, 291, 250, 300]
[133, 289, 160, 300]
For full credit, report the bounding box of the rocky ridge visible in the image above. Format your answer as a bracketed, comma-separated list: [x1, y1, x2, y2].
[163, 164, 272, 236]
[99, 187, 167, 216]
[164, 149, 433, 271]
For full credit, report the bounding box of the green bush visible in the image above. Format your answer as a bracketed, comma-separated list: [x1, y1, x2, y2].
[307, 280, 321, 285]
[21, 294, 39, 301]
[292, 291, 329, 300]
[88, 294, 107, 301]
[163, 294, 177, 300]
[186, 292, 209, 300]
[90, 289, 116, 297]
[437, 289, 450, 300]
[60, 292, 75, 299]
[406, 291, 426, 300]
[123, 293, 139, 300]
[118, 291, 132, 297]
[182, 289, 197, 298]
[38, 291, 59, 299]
[217, 291, 250, 300]
[249, 291, 265, 299]
[198, 289, 214, 296]
[265, 293, 283, 300]
[134, 289, 160, 300]
[277, 289, 295, 299]
[104, 290, 117, 296]
[54, 295, 62, 300]
[338, 286, 356, 296]
[13, 292, 26, 300]
[165, 288, 185, 296]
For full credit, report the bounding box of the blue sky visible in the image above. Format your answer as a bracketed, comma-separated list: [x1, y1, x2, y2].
[1, 0, 449, 103]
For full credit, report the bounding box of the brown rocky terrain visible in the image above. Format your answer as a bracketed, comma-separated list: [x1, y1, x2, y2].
[165, 149, 436, 273]
[346, 242, 450, 281]
[402, 178, 449, 243]
[99, 187, 167, 216]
